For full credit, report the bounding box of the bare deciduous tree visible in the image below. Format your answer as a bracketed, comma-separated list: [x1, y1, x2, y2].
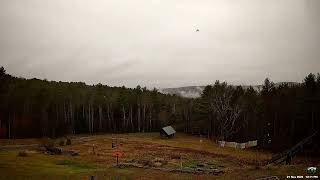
[208, 82, 242, 140]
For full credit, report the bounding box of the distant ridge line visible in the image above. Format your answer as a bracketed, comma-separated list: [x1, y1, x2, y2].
[160, 82, 300, 98]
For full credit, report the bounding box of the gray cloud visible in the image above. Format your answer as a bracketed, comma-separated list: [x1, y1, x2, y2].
[0, 0, 320, 88]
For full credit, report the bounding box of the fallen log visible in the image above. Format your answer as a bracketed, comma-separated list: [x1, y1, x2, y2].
[44, 145, 62, 155]
[38, 145, 79, 156]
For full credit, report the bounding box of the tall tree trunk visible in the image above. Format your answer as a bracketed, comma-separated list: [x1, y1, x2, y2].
[88, 104, 91, 133]
[122, 105, 126, 132]
[183, 107, 188, 133]
[74, 107, 77, 134]
[130, 105, 133, 131]
[110, 103, 114, 132]
[138, 104, 141, 132]
[188, 115, 190, 134]
[213, 115, 215, 138]
[311, 106, 314, 131]
[64, 101, 67, 123]
[91, 104, 94, 134]
[99, 105, 102, 132]
[143, 104, 146, 132]
[82, 104, 84, 121]
[149, 105, 152, 131]
[54, 104, 58, 138]
[13, 111, 16, 139]
[274, 112, 277, 137]
[54, 103, 60, 135]
[210, 115, 213, 139]
[8, 112, 11, 139]
[107, 104, 111, 131]
[41, 106, 48, 137]
[70, 101, 74, 134]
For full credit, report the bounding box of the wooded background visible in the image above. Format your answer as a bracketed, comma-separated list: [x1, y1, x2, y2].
[0, 66, 319, 151]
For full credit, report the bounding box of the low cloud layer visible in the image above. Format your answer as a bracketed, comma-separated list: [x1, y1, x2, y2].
[0, 0, 320, 88]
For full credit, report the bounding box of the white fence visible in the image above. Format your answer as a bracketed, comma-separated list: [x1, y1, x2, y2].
[218, 140, 257, 149]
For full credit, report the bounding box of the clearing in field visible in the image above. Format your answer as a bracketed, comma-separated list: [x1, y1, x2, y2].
[0, 133, 317, 180]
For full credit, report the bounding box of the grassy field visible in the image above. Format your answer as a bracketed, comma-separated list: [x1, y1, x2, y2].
[0, 133, 318, 180]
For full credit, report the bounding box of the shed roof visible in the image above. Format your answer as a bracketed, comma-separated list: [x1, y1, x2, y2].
[162, 126, 176, 135]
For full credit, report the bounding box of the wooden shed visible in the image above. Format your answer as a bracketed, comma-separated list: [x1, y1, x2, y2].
[160, 126, 176, 138]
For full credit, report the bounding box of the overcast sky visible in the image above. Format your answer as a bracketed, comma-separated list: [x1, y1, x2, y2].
[0, 0, 320, 88]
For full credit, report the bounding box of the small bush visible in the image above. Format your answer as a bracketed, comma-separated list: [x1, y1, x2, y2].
[18, 151, 28, 157]
[40, 138, 54, 148]
[66, 138, 71, 145]
[59, 140, 65, 146]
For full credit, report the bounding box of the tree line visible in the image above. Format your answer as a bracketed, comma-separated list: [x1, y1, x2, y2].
[0, 66, 319, 150]
[0, 66, 185, 138]
[190, 74, 320, 150]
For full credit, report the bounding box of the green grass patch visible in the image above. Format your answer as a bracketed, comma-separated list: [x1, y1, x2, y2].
[181, 159, 224, 170]
[55, 160, 96, 172]
[183, 160, 200, 168]
[0, 150, 100, 179]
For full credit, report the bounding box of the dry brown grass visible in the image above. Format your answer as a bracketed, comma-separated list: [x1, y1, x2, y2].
[0, 133, 317, 179]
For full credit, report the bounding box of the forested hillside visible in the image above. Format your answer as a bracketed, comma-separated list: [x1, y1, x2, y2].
[1, 66, 319, 151]
[192, 77, 320, 151]
[0, 66, 186, 138]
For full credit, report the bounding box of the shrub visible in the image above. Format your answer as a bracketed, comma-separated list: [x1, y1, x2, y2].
[59, 140, 65, 146]
[18, 151, 28, 157]
[40, 138, 54, 148]
[66, 138, 71, 145]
